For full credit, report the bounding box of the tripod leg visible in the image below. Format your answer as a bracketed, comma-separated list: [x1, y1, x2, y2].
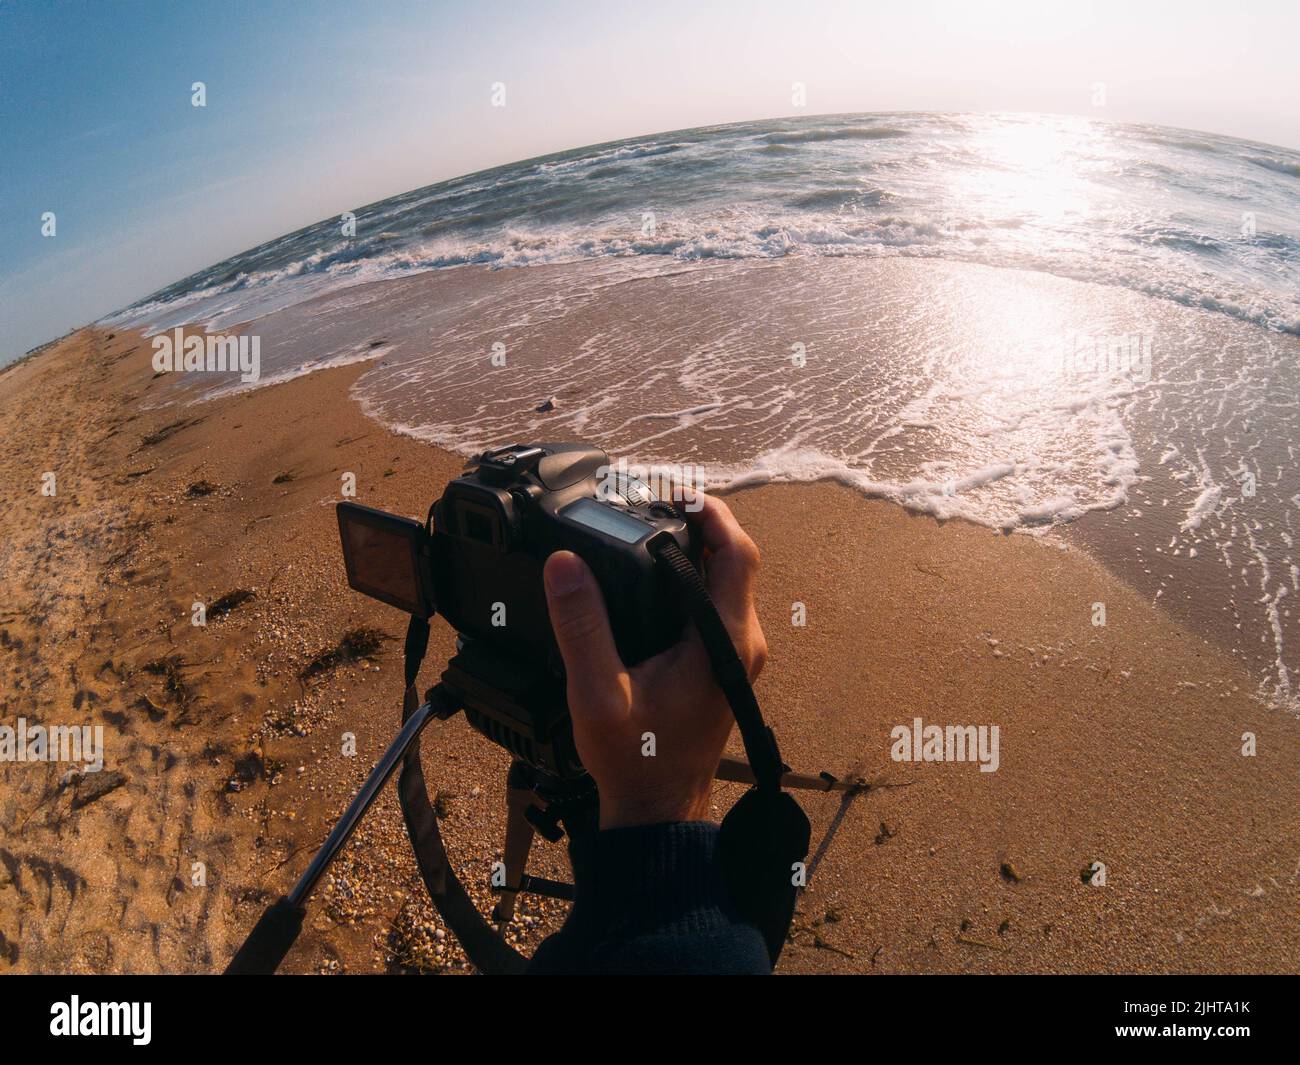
[288, 697, 439, 908]
[492, 761, 538, 929]
[715, 754, 867, 794]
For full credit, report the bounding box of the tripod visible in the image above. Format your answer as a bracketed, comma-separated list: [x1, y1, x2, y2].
[435, 637, 869, 928]
[225, 630, 864, 974]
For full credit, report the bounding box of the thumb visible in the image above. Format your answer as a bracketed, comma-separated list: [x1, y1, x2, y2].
[543, 551, 627, 710]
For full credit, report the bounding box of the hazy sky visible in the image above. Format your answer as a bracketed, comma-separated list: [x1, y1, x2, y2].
[2, 0, 1298, 363]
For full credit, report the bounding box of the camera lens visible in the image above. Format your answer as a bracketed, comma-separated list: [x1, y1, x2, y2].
[608, 474, 656, 507]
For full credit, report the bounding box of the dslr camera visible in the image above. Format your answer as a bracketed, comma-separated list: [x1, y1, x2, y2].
[336, 443, 696, 778]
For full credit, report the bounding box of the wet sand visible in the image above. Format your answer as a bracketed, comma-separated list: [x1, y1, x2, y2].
[0, 325, 1296, 973]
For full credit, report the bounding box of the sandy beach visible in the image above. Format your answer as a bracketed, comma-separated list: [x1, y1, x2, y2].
[1, 321, 1296, 975]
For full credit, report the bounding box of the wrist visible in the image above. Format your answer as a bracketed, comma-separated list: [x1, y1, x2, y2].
[598, 784, 711, 829]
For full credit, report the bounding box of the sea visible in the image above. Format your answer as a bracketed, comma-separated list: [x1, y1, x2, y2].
[101, 112, 1300, 710]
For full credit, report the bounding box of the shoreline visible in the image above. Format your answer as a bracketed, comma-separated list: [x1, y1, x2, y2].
[0, 325, 1296, 973]
[104, 254, 1295, 715]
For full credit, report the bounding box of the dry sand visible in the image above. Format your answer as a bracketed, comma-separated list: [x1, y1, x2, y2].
[0, 326, 1296, 974]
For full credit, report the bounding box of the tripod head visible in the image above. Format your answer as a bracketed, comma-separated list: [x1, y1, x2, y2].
[442, 635, 584, 781]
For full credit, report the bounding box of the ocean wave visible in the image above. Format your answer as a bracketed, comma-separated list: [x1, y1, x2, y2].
[533, 140, 689, 175]
[787, 187, 893, 209]
[1128, 130, 1221, 154]
[107, 113, 1300, 341]
[760, 125, 909, 145]
[106, 213, 1300, 340]
[1245, 154, 1300, 179]
[1131, 223, 1227, 255]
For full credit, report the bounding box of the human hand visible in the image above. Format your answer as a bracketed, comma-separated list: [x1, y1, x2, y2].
[542, 494, 767, 829]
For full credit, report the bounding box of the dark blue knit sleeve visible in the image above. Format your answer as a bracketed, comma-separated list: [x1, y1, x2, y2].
[526, 821, 771, 975]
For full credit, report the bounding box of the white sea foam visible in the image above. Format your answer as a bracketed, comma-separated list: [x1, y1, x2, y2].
[1180, 484, 1224, 531]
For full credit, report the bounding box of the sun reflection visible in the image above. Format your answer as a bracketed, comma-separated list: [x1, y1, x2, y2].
[947, 267, 1082, 394]
[947, 115, 1100, 229]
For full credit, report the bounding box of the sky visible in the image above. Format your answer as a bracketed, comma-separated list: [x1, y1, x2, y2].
[2, 0, 1298, 364]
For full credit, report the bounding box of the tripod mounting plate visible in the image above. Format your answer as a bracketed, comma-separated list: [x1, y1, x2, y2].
[440, 637, 585, 780]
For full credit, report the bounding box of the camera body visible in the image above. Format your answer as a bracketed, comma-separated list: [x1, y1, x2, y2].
[337, 443, 696, 777]
[432, 443, 693, 669]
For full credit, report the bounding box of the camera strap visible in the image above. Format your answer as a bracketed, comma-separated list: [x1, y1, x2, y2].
[397, 615, 528, 975]
[651, 539, 810, 967]
[652, 540, 786, 791]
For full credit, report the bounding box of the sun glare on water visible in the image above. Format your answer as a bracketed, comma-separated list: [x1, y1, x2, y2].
[950, 116, 1100, 232]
